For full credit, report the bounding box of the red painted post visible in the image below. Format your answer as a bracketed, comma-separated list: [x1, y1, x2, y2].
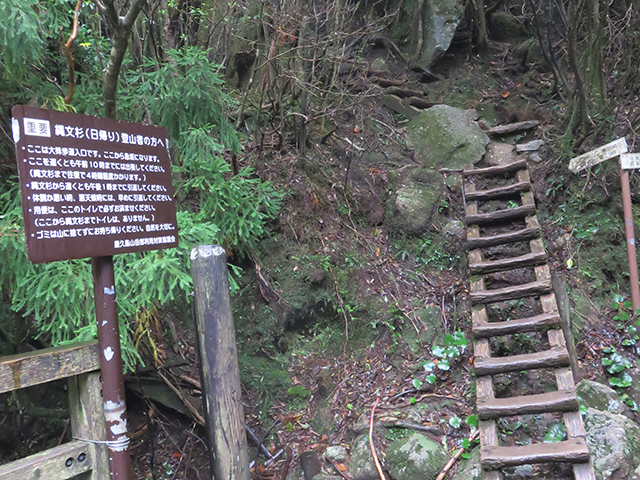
[92, 256, 132, 480]
[620, 169, 640, 311]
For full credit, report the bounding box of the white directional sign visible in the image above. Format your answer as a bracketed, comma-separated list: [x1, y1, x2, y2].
[568, 137, 628, 172]
[621, 153, 640, 170]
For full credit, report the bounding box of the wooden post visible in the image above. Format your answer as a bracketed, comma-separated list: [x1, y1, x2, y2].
[551, 273, 581, 382]
[68, 371, 110, 480]
[191, 245, 250, 480]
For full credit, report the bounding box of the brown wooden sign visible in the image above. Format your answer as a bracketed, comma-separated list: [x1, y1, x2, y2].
[11, 106, 178, 263]
[568, 137, 628, 172]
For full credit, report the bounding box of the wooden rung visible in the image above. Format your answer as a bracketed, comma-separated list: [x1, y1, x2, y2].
[463, 160, 527, 177]
[481, 438, 590, 469]
[467, 227, 540, 249]
[470, 251, 547, 275]
[465, 181, 531, 201]
[477, 389, 578, 419]
[473, 312, 561, 338]
[470, 279, 552, 305]
[466, 204, 536, 226]
[475, 347, 569, 376]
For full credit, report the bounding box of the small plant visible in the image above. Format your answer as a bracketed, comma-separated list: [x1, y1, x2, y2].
[421, 330, 468, 380]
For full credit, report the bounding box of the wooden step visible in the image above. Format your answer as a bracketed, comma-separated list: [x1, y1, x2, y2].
[477, 389, 578, 420]
[465, 181, 531, 201]
[466, 204, 536, 226]
[470, 279, 552, 304]
[467, 227, 540, 249]
[481, 438, 590, 469]
[463, 160, 527, 177]
[474, 347, 570, 376]
[473, 312, 561, 338]
[469, 251, 547, 275]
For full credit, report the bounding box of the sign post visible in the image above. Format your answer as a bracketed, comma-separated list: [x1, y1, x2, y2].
[11, 106, 179, 480]
[569, 138, 640, 310]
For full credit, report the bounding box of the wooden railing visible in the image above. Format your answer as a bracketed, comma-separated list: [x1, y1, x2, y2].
[0, 341, 110, 480]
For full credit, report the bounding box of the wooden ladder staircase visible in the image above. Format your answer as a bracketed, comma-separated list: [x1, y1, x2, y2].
[462, 160, 595, 479]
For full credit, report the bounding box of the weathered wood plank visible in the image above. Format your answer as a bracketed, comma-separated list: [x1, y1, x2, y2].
[481, 438, 590, 469]
[467, 227, 540, 249]
[466, 204, 536, 226]
[469, 251, 547, 275]
[465, 181, 531, 202]
[463, 160, 527, 177]
[473, 312, 561, 338]
[0, 440, 93, 480]
[68, 372, 109, 480]
[573, 462, 597, 480]
[470, 279, 552, 304]
[0, 341, 99, 394]
[477, 389, 578, 419]
[474, 347, 569, 376]
[487, 120, 539, 136]
[568, 137, 628, 173]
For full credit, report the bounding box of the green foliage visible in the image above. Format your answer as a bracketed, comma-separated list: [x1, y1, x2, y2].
[123, 46, 240, 152]
[0, 0, 44, 79]
[543, 422, 567, 443]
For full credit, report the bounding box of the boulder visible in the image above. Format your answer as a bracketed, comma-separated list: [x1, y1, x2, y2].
[349, 435, 378, 480]
[488, 11, 528, 42]
[442, 220, 465, 241]
[406, 106, 489, 170]
[577, 379, 632, 418]
[584, 407, 640, 479]
[386, 433, 448, 480]
[482, 142, 516, 167]
[386, 168, 444, 235]
[412, 0, 465, 70]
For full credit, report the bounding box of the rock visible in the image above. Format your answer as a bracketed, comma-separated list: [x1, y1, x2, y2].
[386, 168, 444, 235]
[409, 0, 464, 70]
[482, 141, 516, 167]
[442, 220, 465, 240]
[527, 152, 543, 163]
[406, 105, 489, 169]
[450, 447, 482, 480]
[626, 368, 640, 408]
[584, 407, 640, 479]
[577, 379, 632, 417]
[287, 465, 305, 480]
[513, 38, 549, 70]
[402, 304, 444, 355]
[349, 435, 378, 480]
[488, 11, 528, 42]
[325, 445, 348, 463]
[312, 407, 337, 436]
[386, 433, 448, 480]
[301, 450, 322, 480]
[370, 57, 389, 73]
[381, 94, 422, 121]
[516, 139, 545, 152]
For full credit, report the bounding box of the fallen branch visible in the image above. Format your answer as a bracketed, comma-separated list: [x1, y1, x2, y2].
[369, 397, 386, 480]
[435, 430, 479, 480]
[158, 372, 205, 426]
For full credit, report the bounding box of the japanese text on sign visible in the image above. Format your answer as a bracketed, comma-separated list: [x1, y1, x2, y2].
[12, 106, 179, 263]
[568, 137, 628, 172]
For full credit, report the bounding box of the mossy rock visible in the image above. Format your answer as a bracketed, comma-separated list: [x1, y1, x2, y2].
[406, 106, 489, 170]
[402, 305, 444, 354]
[488, 11, 528, 42]
[386, 433, 448, 480]
[577, 380, 631, 417]
[584, 407, 640, 480]
[385, 168, 444, 235]
[450, 447, 482, 480]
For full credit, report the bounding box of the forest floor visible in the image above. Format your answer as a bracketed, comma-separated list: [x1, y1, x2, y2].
[1, 39, 637, 480]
